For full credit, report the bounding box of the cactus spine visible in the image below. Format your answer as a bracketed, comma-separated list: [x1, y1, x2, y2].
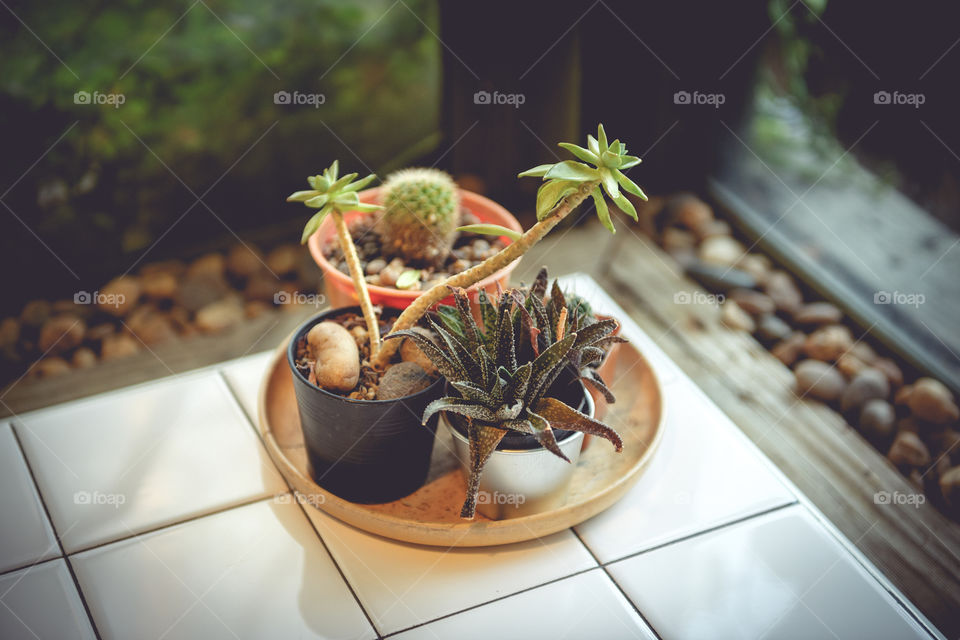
[378, 168, 460, 266]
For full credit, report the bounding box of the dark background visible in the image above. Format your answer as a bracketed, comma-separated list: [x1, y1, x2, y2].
[2, 0, 959, 314]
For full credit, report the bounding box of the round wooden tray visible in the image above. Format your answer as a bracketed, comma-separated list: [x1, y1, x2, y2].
[257, 337, 665, 547]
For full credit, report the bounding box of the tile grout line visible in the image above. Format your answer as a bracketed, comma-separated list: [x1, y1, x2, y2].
[600, 501, 799, 570]
[62, 491, 289, 558]
[570, 528, 663, 640]
[217, 368, 383, 639]
[380, 566, 601, 638]
[9, 426, 103, 640]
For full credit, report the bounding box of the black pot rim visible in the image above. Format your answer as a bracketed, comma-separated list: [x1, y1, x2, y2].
[287, 305, 443, 405]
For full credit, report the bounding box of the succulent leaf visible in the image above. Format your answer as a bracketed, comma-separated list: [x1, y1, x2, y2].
[461, 422, 507, 518]
[288, 162, 382, 244]
[456, 223, 523, 241]
[422, 397, 497, 424]
[536, 179, 579, 219]
[536, 397, 623, 452]
[527, 409, 571, 462]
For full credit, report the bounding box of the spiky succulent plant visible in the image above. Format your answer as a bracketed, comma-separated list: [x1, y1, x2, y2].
[385, 279, 624, 519]
[378, 168, 461, 266]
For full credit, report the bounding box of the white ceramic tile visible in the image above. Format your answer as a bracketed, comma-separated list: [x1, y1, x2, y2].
[14, 372, 287, 552]
[559, 273, 683, 385]
[575, 378, 795, 563]
[0, 423, 59, 573]
[0, 559, 96, 640]
[304, 508, 596, 635]
[392, 568, 656, 640]
[72, 497, 374, 640]
[608, 505, 931, 640]
[220, 350, 274, 424]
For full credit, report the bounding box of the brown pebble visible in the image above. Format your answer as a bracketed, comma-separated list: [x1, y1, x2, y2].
[755, 314, 792, 344]
[38, 316, 86, 353]
[803, 325, 853, 362]
[101, 334, 140, 360]
[793, 302, 842, 328]
[377, 361, 433, 400]
[840, 368, 890, 414]
[20, 300, 52, 327]
[763, 270, 803, 315]
[728, 289, 775, 316]
[266, 245, 300, 276]
[226, 244, 264, 279]
[694, 219, 731, 241]
[699, 236, 744, 268]
[887, 431, 931, 468]
[721, 301, 755, 332]
[98, 276, 141, 316]
[662, 227, 697, 252]
[872, 358, 903, 390]
[187, 253, 226, 280]
[668, 194, 714, 233]
[735, 254, 771, 285]
[72, 347, 97, 369]
[940, 466, 960, 505]
[850, 342, 878, 365]
[859, 399, 896, 444]
[906, 378, 959, 425]
[33, 357, 71, 378]
[794, 359, 846, 402]
[836, 353, 868, 378]
[142, 271, 178, 300]
[196, 298, 244, 333]
[772, 332, 806, 367]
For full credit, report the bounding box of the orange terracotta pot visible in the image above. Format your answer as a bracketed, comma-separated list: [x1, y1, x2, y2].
[307, 187, 524, 312]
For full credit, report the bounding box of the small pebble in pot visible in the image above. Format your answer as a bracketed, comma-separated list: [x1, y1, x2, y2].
[378, 362, 433, 400]
[307, 321, 360, 392]
[365, 258, 387, 276]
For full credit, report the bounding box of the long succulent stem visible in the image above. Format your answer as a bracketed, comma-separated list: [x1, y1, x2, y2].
[373, 180, 600, 368]
[333, 211, 380, 359]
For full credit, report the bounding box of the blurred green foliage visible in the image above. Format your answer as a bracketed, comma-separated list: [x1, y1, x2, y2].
[0, 0, 439, 289]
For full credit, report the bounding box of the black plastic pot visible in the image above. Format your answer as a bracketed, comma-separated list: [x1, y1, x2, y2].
[447, 366, 588, 450]
[287, 307, 444, 504]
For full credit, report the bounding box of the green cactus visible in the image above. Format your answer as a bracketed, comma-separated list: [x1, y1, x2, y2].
[378, 168, 461, 266]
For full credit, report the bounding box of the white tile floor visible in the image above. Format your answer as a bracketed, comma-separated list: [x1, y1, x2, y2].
[0, 276, 942, 639]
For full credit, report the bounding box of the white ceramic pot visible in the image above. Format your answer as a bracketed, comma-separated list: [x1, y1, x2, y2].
[442, 390, 594, 520]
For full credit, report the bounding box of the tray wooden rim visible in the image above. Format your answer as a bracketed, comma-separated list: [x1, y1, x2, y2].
[257, 331, 665, 547]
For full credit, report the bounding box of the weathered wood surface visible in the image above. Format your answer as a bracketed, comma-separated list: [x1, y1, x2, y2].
[2, 220, 957, 635]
